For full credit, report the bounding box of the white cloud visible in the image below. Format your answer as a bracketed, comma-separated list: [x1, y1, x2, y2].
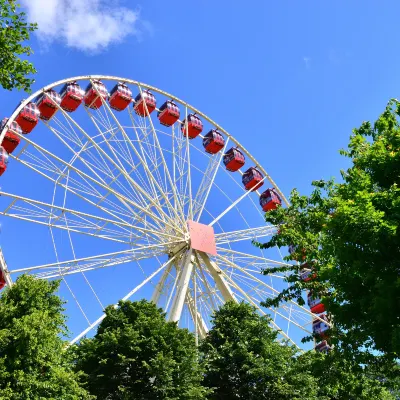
[21, 0, 142, 52]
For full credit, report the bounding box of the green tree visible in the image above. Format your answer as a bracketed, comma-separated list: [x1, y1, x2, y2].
[73, 299, 209, 400]
[298, 351, 397, 399]
[257, 99, 400, 359]
[199, 301, 319, 399]
[0, 0, 37, 91]
[0, 275, 92, 399]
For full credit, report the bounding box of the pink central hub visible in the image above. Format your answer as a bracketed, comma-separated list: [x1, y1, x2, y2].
[187, 220, 217, 256]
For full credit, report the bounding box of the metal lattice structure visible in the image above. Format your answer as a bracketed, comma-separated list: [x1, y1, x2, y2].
[0, 76, 327, 348]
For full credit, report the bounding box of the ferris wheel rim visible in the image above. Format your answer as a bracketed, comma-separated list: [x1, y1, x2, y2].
[0, 75, 289, 207]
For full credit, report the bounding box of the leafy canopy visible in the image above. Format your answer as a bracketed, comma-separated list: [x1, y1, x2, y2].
[73, 299, 209, 400]
[298, 350, 397, 399]
[0, 0, 37, 91]
[257, 99, 400, 359]
[0, 275, 92, 399]
[200, 301, 396, 399]
[199, 301, 319, 400]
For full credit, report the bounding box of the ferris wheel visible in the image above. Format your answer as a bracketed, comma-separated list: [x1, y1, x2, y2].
[0, 76, 326, 349]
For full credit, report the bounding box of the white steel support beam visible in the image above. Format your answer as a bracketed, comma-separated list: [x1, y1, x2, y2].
[198, 251, 236, 303]
[186, 292, 208, 339]
[168, 249, 195, 322]
[151, 260, 174, 305]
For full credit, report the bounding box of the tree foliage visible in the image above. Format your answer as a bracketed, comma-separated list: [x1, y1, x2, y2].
[256, 99, 400, 359]
[0, 275, 92, 399]
[298, 351, 397, 399]
[73, 299, 208, 400]
[200, 301, 396, 399]
[0, 0, 37, 91]
[199, 301, 319, 399]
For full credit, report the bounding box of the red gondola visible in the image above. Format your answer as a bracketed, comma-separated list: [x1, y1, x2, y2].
[288, 244, 306, 261]
[0, 119, 21, 154]
[300, 267, 316, 282]
[312, 314, 330, 339]
[158, 100, 180, 126]
[315, 340, 331, 353]
[84, 80, 108, 109]
[15, 102, 40, 134]
[109, 82, 132, 111]
[133, 90, 156, 117]
[0, 146, 9, 176]
[181, 114, 203, 139]
[203, 130, 225, 154]
[0, 270, 5, 290]
[259, 188, 282, 212]
[36, 90, 61, 121]
[242, 167, 264, 191]
[223, 147, 245, 172]
[60, 81, 84, 112]
[307, 292, 325, 314]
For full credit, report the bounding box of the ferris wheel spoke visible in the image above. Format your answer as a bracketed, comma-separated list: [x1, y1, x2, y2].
[242, 281, 311, 330]
[209, 174, 269, 227]
[48, 118, 132, 194]
[128, 114, 169, 207]
[51, 115, 84, 147]
[181, 106, 194, 220]
[20, 243, 175, 279]
[109, 131, 158, 202]
[137, 85, 187, 227]
[0, 191, 179, 244]
[216, 247, 291, 268]
[212, 265, 296, 345]
[89, 84, 184, 229]
[13, 132, 179, 232]
[69, 251, 182, 346]
[45, 94, 179, 230]
[13, 138, 121, 207]
[185, 160, 260, 231]
[215, 253, 283, 296]
[81, 108, 179, 229]
[214, 253, 316, 330]
[193, 138, 229, 222]
[151, 261, 175, 305]
[44, 121, 144, 208]
[215, 225, 276, 245]
[131, 116, 167, 197]
[127, 115, 186, 228]
[129, 117, 185, 227]
[10, 151, 164, 236]
[232, 278, 311, 334]
[89, 153, 171, 234]
[172, 131, 190, 218]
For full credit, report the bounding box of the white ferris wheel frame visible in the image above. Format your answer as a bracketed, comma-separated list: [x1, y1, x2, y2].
[0, 75, 329, 348]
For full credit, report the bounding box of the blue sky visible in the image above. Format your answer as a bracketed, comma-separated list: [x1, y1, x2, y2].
[0, 0, 399, 344]
[4, 0, 398, 195]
